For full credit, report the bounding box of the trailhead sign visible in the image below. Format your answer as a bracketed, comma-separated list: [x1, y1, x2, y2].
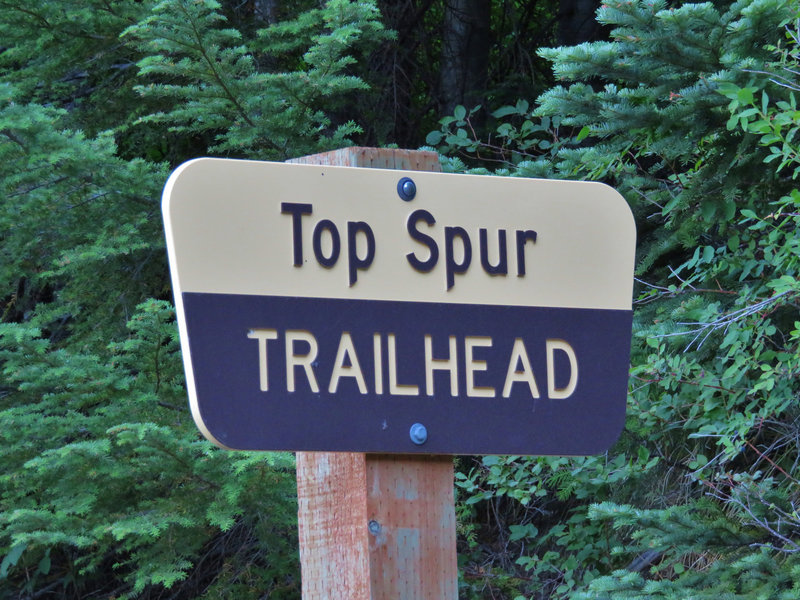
[163, 158, 636, 455]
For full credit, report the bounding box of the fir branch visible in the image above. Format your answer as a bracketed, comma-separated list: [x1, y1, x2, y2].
[178, 3, 255, 130]
[0, 2, 53, 29]
[1, 128, 28, 152]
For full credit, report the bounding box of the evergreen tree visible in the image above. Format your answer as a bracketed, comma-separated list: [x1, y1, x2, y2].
[0, 1, 392, 598]
[123, 0, 392, 159]
[431, 0, 800, 597]
[0, 0, 154, 135]
[0, 90, 300, 599]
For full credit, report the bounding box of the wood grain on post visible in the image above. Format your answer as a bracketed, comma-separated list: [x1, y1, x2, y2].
[289, 147, 457, 600]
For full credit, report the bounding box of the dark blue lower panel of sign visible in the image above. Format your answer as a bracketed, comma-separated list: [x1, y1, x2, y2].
[182, 292, 632, 455]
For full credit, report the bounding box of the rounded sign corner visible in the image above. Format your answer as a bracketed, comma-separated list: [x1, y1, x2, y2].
[589, 405, 628, 456]
[593, 180, 637, 238]
[162, 158, 210, 212]
[188, 393, 236, 450]
[165, 155, 213, 179]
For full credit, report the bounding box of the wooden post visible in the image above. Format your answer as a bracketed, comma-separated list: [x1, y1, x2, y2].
[289, 148, 458, 600]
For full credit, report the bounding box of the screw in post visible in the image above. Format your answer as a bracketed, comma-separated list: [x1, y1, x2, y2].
[409, 422, 428, 445]
[397, 177, 416, 201]
[368, 520, 381, 535]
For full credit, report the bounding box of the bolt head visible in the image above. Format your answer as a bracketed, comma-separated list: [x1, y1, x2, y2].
[397, 177, 416, 201]
[409, 422, 428, 445]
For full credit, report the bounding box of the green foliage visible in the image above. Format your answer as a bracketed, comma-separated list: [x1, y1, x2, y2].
[0, 1, 393, 597]
[124, 0, 392, 159]
[0, 0, 155, 134]
[426, 100, 572, 177]
[437, 1, 800, 598]
[0, 88, 169, 346]
[0, 302, 298, 598]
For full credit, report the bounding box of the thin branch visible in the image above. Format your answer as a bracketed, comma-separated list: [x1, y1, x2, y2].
[654, 291, 793, 350]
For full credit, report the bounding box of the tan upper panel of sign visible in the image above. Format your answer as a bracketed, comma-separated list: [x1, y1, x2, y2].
[163, 158, 636, 310]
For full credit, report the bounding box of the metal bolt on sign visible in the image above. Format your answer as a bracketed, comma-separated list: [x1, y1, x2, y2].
[397, 176, 416, 201]
[409, 423, 428, 445]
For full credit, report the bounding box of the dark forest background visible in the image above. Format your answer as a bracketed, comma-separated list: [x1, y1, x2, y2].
[2, 1, 800, 598]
